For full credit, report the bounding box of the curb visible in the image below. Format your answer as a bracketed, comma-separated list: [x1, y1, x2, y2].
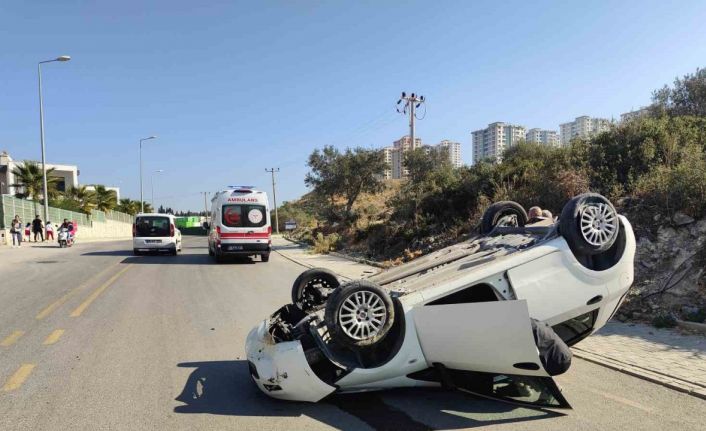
[676, 319, 706, 335]
[329, 251, 386, 269]
[572, 348, 706, 400]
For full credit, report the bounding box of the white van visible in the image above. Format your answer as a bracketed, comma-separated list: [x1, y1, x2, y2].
[207, 186, 271, 263]
[133, 213, 182, 255]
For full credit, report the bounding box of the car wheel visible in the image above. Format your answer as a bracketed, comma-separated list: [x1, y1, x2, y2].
[480, 201, 528, 234]
[324, 280, 394, 349]
[133, 249, 141, 256]
[215, 250, 225, 263]
[261, 253, 270, 262]
[292, 268, 340, 312]
[559, 193, 619, 255]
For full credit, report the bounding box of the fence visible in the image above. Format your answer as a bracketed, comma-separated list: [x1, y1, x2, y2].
[0, 195, 133, 228]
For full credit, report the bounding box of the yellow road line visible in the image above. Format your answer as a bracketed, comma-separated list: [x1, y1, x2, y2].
[42, 329, 65, 345]
[70, 265, 132, 317]
[0, 330, 25, 347]
[2, 364, 36, 392]
[36, 262, 122, 320]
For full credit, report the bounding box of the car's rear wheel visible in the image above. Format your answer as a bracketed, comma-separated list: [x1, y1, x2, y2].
[261, 253, 270, 262]
[324, 280, 394, 349]
[559, 193, 619, 255]
[292, 268, 340, 312]
[480, 201, 528, 234]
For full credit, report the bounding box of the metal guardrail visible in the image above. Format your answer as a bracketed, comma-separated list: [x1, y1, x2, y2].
[0, 195, 133, 228]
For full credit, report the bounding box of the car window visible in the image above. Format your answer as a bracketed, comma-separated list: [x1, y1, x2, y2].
[222, 204, 266, 228]
[135, 216, 171, 237]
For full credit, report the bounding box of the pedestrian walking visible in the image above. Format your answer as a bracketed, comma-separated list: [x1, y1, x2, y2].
[24, 223, 31, 242]
[9, 215, 22, 247]
[32, 214, 44, 242]
[46, 220, 55, 241]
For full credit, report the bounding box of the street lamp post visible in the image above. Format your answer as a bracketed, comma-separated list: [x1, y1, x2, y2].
[38, 55, 70, 226]
[139, 136, 157, 213]
[151, 169, 164, 209]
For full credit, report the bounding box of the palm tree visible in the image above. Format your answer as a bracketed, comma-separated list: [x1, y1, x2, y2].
[142, 202, 154, 213]
[92, 185, 117, 212]
[10, 161, 60, 200]
[65, 186, 96, 213]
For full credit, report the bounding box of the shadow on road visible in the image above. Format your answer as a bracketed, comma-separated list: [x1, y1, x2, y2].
[118, 254, 257, 265]
[174, 360, 562, 430]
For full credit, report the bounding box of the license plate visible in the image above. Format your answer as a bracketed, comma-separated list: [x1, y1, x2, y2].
[229, 245, 244, 251]
[145, 240, 162, 244]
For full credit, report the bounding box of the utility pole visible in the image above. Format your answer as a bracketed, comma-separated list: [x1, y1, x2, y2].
[201, 192, 209, 218]
[265, 168, 280, 234]
[396, 92, 426, 148]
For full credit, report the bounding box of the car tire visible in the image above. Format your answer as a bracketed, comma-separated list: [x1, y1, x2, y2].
[292, 268, 340, 312]
[261, 253, 270, 262]
[324, 280, 394, 349]
[480, 201, 528, 234]
[215, 250, 225, 263]
[133, 248, 141, 256]
[559, 193, 619, 255]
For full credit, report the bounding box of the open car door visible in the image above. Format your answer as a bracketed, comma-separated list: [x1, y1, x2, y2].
[413, 300, 571, 409]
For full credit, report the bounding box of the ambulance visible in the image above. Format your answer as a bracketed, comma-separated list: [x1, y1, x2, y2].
[207, 186, 272, 263]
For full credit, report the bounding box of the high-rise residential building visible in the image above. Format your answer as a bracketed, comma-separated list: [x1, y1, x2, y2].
[391, 135, 422, 179]
[559, 116, 611, 145]
[620, 107, 650, 122]
[525, 128, 559, 147]
[382, 146, 393, 180]
[437, 140, 462, 168]
[471, 122, 526, 164]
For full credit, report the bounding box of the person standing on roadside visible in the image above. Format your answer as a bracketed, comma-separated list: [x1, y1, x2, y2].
[9, 215, 22, 247]
[45, 220, 55, 241]
[32, 214, 44, 242]
[24, 222, 31, 242]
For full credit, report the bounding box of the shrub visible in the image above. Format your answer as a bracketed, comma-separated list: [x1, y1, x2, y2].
[311, 232, 341, 254]
[652, 313, 678, 328]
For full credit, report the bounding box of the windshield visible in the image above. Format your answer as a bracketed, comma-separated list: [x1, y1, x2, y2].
[222, 204, 266, 228]
[135, 216, 171, 237]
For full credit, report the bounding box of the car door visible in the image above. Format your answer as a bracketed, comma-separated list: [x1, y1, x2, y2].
[413, 299, 546, 377]
[413, 299, 571, 409]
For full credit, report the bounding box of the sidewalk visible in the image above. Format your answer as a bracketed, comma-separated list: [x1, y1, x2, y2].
[274, 236, 706, 400]
[573, 321, 706, 399]
[272, 237, 379, 280]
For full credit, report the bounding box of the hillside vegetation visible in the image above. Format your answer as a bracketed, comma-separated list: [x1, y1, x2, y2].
[278, 67, 706, 264]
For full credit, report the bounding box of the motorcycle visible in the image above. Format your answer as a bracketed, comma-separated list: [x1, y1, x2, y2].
[58, 228, 73, 248]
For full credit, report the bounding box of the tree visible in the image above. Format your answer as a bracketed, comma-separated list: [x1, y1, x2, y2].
[651, 67, 706, 117]
[305, 146, 387, 223]
[65, 185, 96, 213]
[10, 161, 60, 201]
[92, 185, 117, 212]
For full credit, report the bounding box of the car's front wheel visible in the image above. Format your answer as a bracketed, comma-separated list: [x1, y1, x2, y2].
[559, 193, 619, 255]
[324, 280, 394, 349]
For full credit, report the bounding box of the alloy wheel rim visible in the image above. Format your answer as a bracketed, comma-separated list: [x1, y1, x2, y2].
[579, 203, 617, 246]
[338, 290, 387, 341]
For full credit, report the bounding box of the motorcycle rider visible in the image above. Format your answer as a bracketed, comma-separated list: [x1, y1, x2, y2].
[59, 219, 74, 244]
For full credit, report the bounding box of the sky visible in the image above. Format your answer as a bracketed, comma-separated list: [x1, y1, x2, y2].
[2, 0, 706, 211]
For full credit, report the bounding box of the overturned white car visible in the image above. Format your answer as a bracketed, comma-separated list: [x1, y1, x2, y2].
[246, 193, 635, 408]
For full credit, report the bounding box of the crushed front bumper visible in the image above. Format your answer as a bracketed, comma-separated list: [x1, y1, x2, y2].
[245, 320, 336, 402]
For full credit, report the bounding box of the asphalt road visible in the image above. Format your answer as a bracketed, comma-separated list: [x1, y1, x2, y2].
[0, 236, 704, 430]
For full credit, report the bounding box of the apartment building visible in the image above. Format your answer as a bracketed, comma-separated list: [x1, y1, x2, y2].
[0, 151, 79, 196]
[559, 116, 610, 145]
[471, 122, 526, 164]
[525, 128, 559, 147]
[382, 146, 393, 180]
[437, 140, 463, 168]
[390, 135, 422, 179]
[620, 107, 650, 122]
